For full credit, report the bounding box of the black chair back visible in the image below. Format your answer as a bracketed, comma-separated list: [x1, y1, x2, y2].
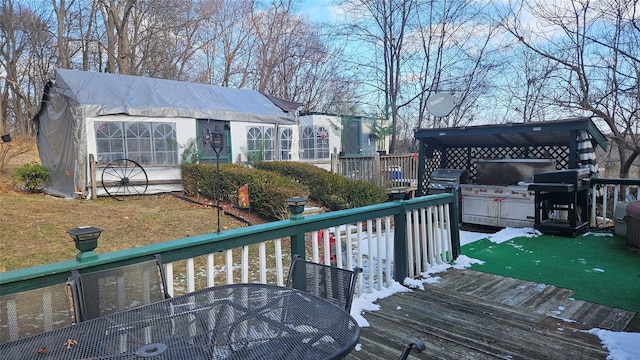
[70, 254, 170, 321]
[286, 254, 362, 312]
[0, 283, 75, 344]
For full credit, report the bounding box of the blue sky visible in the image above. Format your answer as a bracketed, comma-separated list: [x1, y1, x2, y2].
[294, 0, 342, 23]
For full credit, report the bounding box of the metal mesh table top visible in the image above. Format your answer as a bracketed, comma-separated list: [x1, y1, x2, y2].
[0, 283, 360, 360]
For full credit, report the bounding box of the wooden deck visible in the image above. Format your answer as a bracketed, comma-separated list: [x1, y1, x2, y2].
[347, 269, 640, 359]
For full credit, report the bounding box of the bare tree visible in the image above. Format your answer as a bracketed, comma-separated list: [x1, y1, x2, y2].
[499, 0, 640, 177]
[1, 0, 53, 135]
[197, 0, 255, 87]
[498, 49, 559, 123]
[339, 0, 418, 153]
[410, 1, 501, 130]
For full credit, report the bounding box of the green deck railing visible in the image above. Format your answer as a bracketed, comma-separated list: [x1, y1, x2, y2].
[0, 193, 459, 297]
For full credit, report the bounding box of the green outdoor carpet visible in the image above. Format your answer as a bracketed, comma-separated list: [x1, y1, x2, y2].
[462, 233, 640, 313]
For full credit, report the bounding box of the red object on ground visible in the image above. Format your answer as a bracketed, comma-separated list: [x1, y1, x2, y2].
[317, 229, 337, 263]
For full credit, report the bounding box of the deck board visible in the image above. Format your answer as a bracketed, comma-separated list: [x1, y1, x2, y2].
[347, 269, 638, 359]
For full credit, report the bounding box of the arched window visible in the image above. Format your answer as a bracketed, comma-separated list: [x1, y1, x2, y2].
[95, 121, 177, 165]
[246, 126, 275, 161]
[301, 125, 330, 160]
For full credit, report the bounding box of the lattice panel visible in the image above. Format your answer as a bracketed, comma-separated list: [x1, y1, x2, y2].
[419, 141, 571, 189]
[528, 146, 570, 170]
[419, 144, 442, 195]
[444, 148, 468, 170]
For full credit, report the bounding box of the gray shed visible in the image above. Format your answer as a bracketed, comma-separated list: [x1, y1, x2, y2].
[34, 69, 298, 199]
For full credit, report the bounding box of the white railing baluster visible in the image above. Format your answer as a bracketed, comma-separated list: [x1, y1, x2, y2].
[241, 245, 249, 283]
[419, 207, 427, 272]
[311, 230, 319, 263]
[366, 220, 374, 292]
[376, 217, 383, 290]
[259, 242, 267, 284]
[165, 263, 174, 296]
[206, 253, 215, 287]
[436, 205, 444, 264]
[356, 222, 364, 296]
[274, 238, 284, 286]
[225, 250, 233, 284]
[346, 223, 354, 271]
[186, 258, 195, 293]
[385, 216, 393, 286]
[322, 228, 331, 265]
[335, 226, 343, 268]
[412, 210, 421, 275]
[426, 206, 435, 266]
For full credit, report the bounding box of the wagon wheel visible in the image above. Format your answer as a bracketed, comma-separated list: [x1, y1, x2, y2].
[101, 159, 148, 200]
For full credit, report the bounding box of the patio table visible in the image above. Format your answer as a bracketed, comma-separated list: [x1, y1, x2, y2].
[0, 283, 360, 359]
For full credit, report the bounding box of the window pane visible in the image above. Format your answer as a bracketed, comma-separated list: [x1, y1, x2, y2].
[95, 122, 125, 163]
[153, 123, 178, 164]
[126, 123, 152, 164]
[301, 126, 315, 159]
[280, 128, 293, 160]
[264, 127, 275, 161]
[247, 126, 262, 160]
[316, 126, 330, 159]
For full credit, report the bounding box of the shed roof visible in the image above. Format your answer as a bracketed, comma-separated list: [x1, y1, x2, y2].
[414, 117, 607, 151]
[39, 69, 298, 125]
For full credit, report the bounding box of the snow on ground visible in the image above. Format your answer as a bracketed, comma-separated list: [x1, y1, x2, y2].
[349, 227, 640, 359]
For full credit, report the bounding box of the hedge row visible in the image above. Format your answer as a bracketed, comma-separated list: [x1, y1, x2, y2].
[253, 161, 388, 210]
[181, 163, 309, 220]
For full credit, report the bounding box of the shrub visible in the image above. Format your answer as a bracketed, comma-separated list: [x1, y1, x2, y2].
[254, 161, 387, 210]
[181, 163, 310, 220]
[12, 162, 49, 192]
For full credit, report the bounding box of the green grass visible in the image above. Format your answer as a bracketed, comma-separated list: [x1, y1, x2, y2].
[462, 233, 640, 312]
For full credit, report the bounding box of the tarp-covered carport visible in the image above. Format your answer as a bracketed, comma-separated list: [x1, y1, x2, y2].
[413, 117, 608, 196]
[34, 69, 298, 199]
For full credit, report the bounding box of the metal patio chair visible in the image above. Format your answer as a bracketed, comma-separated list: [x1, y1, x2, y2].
[286, 254, 362, 312]
[397, 338, 426, 360]
[70, 254, 171, 322]
[0, 282, 75, 344]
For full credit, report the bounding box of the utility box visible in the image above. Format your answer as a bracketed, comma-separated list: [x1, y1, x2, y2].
[614, 202, 629, 238]
[627, 201, 640, 250]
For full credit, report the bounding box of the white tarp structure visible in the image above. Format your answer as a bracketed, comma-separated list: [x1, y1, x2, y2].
[34, 69, 298, 198]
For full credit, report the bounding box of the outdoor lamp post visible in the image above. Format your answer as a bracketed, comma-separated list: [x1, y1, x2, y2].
[67, 226, 103, 262]
[286, 197, 307, 221]
[211, 126, 225, 233]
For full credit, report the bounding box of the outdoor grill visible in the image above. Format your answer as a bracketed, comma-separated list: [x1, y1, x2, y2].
[428, 168, 469, 193]
[428, 169, 468, 221]
[528, 168, 591, 236]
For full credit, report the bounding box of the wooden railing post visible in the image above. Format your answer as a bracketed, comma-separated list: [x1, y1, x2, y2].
[393, 200, 408, 282]
[449, 189, 461, 259]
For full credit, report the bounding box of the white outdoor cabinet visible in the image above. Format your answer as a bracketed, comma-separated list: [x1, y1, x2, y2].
[461, 185, 536, 228]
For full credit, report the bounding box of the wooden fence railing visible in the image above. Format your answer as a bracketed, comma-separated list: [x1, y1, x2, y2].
[590, 178, 640, 229]
[331, 153, 419, 196]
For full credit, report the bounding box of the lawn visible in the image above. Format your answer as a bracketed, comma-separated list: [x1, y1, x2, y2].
[0, 191, 251, 272]
[0, 140, 256, 272]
